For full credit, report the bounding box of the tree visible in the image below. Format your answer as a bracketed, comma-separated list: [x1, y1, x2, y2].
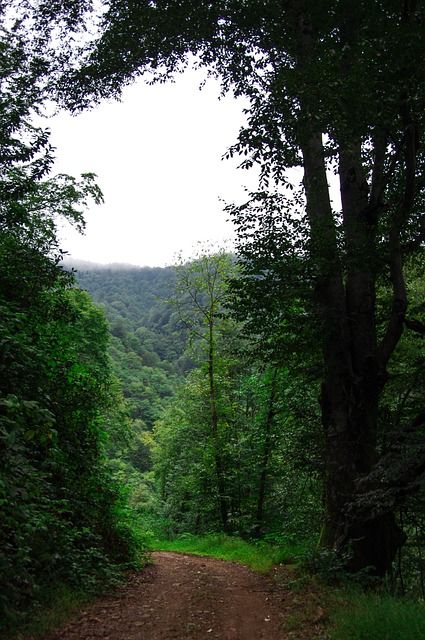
[169, 246, 239, 530]
[152, 336, 319, 539]
[223, 3, 425, 574]
[155, 247, 320, 538]
[56, 0, 425, 574]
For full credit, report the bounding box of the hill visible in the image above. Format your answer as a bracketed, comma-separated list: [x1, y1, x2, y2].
[66, 261, 194, 473]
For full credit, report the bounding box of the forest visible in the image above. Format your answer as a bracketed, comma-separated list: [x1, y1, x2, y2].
[1, 1, 425, 638]
[71, 257, 323, 543]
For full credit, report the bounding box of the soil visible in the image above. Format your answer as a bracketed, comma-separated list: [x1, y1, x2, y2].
[49, 551, 330, 640]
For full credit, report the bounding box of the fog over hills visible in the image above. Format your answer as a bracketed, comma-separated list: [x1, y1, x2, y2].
[63, 258, 148, 271]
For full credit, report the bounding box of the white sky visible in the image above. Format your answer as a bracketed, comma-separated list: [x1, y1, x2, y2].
[47, 68, 258, 267]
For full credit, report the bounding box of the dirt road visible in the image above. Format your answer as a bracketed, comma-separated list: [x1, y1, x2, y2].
[50, 551, 328, 640]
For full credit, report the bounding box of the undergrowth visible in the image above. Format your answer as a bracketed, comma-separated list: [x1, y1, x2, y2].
[10, 584, 91, 640]
[329, 593, 425, 640]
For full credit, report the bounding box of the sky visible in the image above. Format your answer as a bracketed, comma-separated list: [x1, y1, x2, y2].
[46, 68, 258, 268]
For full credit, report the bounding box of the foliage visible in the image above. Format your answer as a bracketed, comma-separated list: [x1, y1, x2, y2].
[151, 248, 323, 539]
[8, 584, 91, 640]
[70, 258, 323, 546]
[166, 247, 242, 531]
[70, 262, 190, 521]
[0, 264, 147, 631]
[0, 10, 147, 635]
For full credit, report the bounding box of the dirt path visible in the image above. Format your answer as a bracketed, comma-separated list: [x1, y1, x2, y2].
[50, 551, 329, 640]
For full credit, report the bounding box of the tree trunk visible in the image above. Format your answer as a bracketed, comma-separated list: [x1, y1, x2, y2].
[255, 368, 278, 536]
[295, 2, 406, 575]
[208, 320, 228, 531]
[305, 133, 406, 574]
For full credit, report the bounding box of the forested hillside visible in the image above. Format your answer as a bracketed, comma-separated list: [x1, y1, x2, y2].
[67, 262, 191, 493]
[71, 262, 193, 425]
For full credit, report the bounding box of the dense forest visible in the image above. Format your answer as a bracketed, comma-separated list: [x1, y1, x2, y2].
[1, 0, 425, 637]
[68, 262, 191, 516]
[72, 255, 425, 577]
[71, 257, 323, 542]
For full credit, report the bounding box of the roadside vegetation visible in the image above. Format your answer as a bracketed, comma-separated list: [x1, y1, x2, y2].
[151, 533, 299, 573]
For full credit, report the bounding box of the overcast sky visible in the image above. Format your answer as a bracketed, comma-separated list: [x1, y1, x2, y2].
[47, 68, 258, 268]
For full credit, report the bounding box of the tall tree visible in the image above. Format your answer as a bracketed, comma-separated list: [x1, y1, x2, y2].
[169, 247, 239, 530]
[58, 0, 425, 574]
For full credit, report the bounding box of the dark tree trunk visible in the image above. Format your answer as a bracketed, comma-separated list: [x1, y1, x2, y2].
[308, 141, 406, 573]
[208, 320, 228, 531]
[255, 368, 278, 536]
[296, 5, 406, 574]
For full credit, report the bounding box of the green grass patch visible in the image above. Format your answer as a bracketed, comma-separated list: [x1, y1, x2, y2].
[150, 533, 299, 573]
[330, 593, 425, 640]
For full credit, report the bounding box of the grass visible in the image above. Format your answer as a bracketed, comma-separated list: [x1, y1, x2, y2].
[329, 592, 425, 640]
[149, 532, 303, 573]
